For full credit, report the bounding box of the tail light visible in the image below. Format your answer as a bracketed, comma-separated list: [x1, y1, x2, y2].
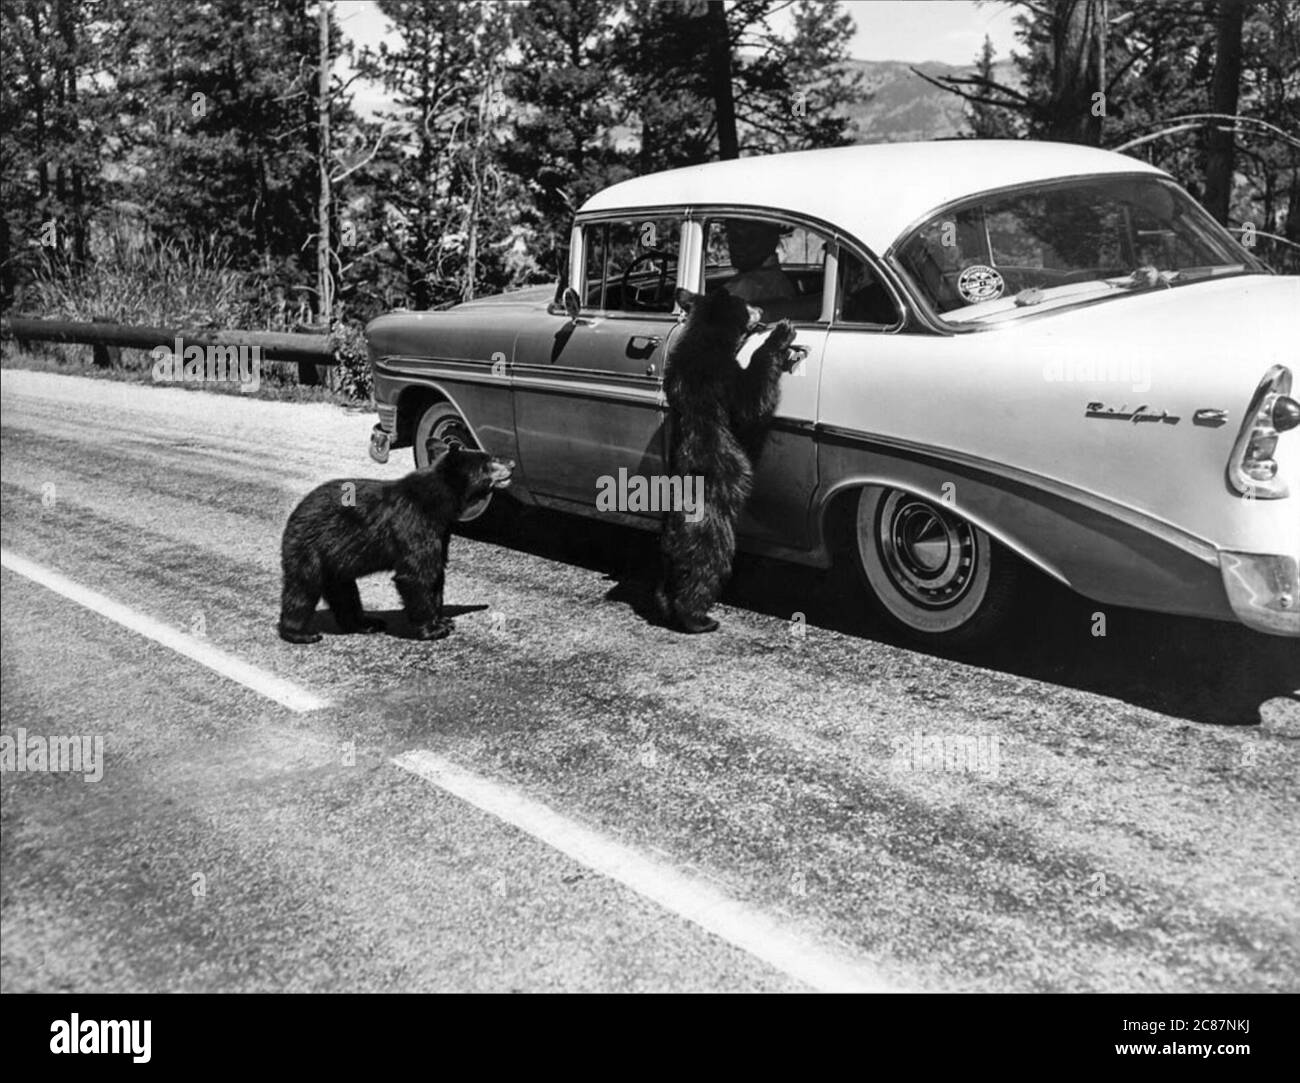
[1227, 365, 1298, 499]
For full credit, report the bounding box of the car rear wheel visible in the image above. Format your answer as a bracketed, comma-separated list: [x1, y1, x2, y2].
[413, 402, 495, 522]
[853, 486, 1019, 649]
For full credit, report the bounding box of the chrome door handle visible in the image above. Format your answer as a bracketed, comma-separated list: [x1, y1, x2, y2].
[627, 335, 662, 361]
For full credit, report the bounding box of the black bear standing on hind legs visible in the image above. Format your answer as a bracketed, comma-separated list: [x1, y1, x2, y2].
[655, 287, 801, 634]
[278, 444, 514, 643]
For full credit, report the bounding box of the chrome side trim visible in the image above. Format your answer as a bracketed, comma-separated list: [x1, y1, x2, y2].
[378, 355, 665, 408]
[377, 356, 510, 388]
[817, 423, 1219, 566]
[769, 417, 817, 437]
[377, 360, 1218, 575]
[511, 365, 664, 407]
[511, 363, 661, 389]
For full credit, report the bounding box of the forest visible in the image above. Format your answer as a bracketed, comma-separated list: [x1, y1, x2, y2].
[1, 0, 1296, 393]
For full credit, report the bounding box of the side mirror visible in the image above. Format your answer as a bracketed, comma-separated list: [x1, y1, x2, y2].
[561, 287, 581, 319]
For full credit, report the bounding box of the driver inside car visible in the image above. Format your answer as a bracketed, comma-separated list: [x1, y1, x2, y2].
[721, 220, 797, 305]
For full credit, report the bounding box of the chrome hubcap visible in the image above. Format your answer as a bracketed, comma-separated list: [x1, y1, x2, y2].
[421, 413, 491, 521]
[425, 418, 469, 460]
[877, 493, 978, 609]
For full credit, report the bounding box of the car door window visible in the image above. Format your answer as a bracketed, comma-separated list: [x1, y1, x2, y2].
[582, 218, 681, 314]
[702, 216, 828, 322]
[835, 248, 901, 327]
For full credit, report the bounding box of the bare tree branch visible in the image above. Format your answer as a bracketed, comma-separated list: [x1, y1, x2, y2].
[331, 124, 394, 184]
[910, 66, 1033, 107]
[1112, 114, 1300, 152]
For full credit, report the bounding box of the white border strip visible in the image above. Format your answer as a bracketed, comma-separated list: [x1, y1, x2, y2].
[1, 549, 329, 713]
[394, 749, 897, 993]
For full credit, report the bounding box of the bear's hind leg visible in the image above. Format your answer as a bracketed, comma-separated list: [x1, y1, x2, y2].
[279, 571, 323, 644]
[322, 575, 385, 634]
[662, 511, 732, 634]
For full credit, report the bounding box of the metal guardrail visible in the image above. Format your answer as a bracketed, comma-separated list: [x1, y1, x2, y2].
[0, 316, 337, 369]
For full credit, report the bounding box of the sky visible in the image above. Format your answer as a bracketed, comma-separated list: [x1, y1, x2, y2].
[844, 1, 1019, 63]
[332, 0, 1023, 116]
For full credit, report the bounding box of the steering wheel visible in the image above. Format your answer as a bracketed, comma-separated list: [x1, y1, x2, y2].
[620, 251, 676, 310]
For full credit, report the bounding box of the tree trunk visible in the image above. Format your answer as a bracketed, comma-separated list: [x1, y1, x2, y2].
[26, 1, 48, 208]
[56, 0, 87, 266]
[463, 83, 488, 304]
[1284, 162, 1300, 246]
[1045, 0, 1104, 145]
[705, 1, 738, 159]
[1203, 0, 1247, 225]
[317, 0, 332, 328]
[304, 1, 332, 388]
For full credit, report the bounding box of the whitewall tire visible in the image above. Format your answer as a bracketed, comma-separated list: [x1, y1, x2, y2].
[853, 486, 1019, 648]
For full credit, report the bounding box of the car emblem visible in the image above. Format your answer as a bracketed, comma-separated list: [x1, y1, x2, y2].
[957, 264, 1005, 304]
[1085, 402, 1180, 424]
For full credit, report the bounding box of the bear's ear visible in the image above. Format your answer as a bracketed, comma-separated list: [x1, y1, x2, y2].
[674, 288, 702, 314]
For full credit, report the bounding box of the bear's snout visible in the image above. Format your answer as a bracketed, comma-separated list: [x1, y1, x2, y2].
[489, 458, 515, 489]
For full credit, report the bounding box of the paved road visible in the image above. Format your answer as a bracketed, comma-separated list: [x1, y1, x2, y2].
[1, 368, 1296, 992]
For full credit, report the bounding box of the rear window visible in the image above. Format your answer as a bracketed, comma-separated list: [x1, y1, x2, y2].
[894, 175, 1266, 326]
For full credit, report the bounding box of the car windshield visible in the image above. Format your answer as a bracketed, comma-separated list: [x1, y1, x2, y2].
[893, 175, 1268, 326]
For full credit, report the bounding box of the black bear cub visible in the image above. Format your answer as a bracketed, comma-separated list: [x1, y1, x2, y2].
[656, 287, 801, 634]
[278, 445, 513, 644]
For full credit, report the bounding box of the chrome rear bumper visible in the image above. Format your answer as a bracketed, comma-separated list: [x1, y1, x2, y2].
[1220, 551, 1300, 636]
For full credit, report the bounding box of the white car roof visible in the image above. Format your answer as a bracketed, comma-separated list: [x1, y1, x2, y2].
[579, 140, 1167, 254]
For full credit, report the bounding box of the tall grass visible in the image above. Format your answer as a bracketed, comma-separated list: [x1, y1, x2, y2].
[30, 221, 261, 328]
[22, 217, 372, 399]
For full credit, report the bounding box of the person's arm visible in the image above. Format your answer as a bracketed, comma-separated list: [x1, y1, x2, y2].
[722, 274, 761, 301]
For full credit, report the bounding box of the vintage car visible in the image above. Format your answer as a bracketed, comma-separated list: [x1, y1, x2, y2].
[365, 140, 1300, 645]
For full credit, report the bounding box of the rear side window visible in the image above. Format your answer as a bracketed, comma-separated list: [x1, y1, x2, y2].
[702, 215, 828, 322]
[581, 218, 681, 314]
[835, 249, 900, 326]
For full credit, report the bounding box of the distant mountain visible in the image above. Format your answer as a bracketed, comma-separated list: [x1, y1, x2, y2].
[839, 58, 1020, 144]
[527, 56, 1022, 155]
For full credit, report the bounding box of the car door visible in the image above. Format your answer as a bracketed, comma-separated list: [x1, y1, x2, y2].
[511, 215, 683, 519]
[693, 213, 835, 552]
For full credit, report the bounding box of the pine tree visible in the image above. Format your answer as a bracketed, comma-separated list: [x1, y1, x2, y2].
[966, 36, 1022, 139]
[1, 0, 112, 302]
[615, 0, 865, 170]
[499, 0, 631, 277]
[354, 0, 525, 310]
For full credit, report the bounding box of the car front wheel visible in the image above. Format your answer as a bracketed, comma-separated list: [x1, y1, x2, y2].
[853, 486, 1019, 649]
[413, 402, 495, 523]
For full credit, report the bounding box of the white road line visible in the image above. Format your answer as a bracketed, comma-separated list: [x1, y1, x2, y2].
[393, 748, 899, 993]
[0, 549, 329, 713]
